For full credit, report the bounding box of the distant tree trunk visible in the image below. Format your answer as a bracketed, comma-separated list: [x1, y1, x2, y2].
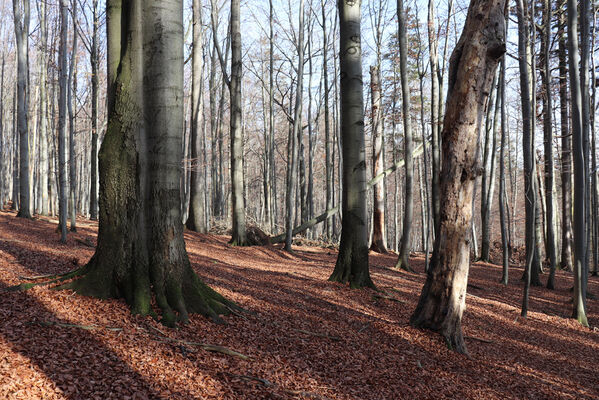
[0, 55, 5, 208]
[68, 0, 78, 232]
[269, 0, 277, 232]
[410, 0, 506, 355]
[186, 0, 207, 233]
[567, 0, 589, 326]
[480, 74, 497, 262]
[38, 0, 49, 216]
[395, 0, 413, 271]
[229, 0, 247, 245]
[284, 0, 305, 251]
[89, 0, 100, 221]
[516, 0, 539, 313]
[57, 0, 68, 243]
[370, 65, 387, 253]
[542, 0, 557, 288]
[12, 89, 19, 211]
[499, 49, 509, 285]
[13, 0, 31, 218]
[329, 0, 374, 289]
[558, 3, 573, 272]
[428, 0, 441, 237]
[322, 0, 333, 240]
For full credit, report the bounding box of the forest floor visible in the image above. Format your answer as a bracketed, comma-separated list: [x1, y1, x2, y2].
[0, 210, 598, 400]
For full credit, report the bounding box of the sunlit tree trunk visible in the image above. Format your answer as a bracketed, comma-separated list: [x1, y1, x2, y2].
[13, 0, 30, 218]
[186, 0, 207, 233]
[568, 0, 589, 326]
[395, 0, 413, 271]
[57, 0, 68, 243]
[370, 65, 387, 253]
[410, 0, 506, 355]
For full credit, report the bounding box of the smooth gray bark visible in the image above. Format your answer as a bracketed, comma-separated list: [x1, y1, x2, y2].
[13, 0, 30, 218]
[329, 0, 374, 289]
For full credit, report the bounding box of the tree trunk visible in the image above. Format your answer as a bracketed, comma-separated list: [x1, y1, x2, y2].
[57, 0, 68, 243]
[68, 0, 78, 231]
[499, 48, 509, 285]
[480, 74, 497, 261]
[322, 0, 332, 240]
[38, 0, 49, 216]
[89, 0, 100, 221]
[370, 65, 387, 253]
[558, 2, 573, 272]
[62, 0, 237, 326]
[186, 0, 207, 233]
[13, 0, 30, 218]
[542, 0, 557, 288]
[395, 0, 414, 271]
[567, 0, 589, 326]
[329, 0, 374, 289]
[0, 54, 5, 209]
[410, 0, 506, 355]
[428, 0, 440, 238]
[229, 0, 247, 245]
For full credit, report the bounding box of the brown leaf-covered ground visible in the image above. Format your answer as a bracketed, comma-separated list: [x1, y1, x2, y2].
[0, 210, 598, 399]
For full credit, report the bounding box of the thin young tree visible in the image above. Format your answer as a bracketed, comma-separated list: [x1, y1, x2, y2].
[410, 0, 506, 355]
[395, 0, 414, 271]
[68, 0, 78, 231]
[57, 0, 69, 243]
[329, 0, 374, 289]
[186, 0, 208, 233]
[567, 0, 589, 326]
[12, 0, 30, 218]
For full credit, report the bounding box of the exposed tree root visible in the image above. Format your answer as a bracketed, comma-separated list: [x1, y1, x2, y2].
[6, 267, 85, 292]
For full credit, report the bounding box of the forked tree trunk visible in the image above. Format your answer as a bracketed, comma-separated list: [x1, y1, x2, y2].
[410, 0, 506, 355]
[395, 0, 413, 271]
[329, 0, 374, 289]
[62, 0, 237, 326]
[370, 65, 387, 253]
[186, 0, 207, 233]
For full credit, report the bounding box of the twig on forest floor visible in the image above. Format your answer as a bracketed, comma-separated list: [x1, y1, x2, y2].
[464, 335, 494, 344]
[30, 320, 122, 331]
[467, 283, 485, 291]
[76, 238, 95, 247]
[142, 324, 252, 360]
[373, 294, 406, 303]
[293, 328, 341, 341]
[225, 372, 273, 386]
[225, 372, 334, 400]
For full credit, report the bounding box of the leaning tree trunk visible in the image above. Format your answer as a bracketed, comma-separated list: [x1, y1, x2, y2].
[186, 0, 207, 233]
[13, 0, 30, 218]
[329, 0, 374, 289]
[370, 65, 387, 253]
[61, 0, 237, 327]
[410, 0, 506, 355]
[395, 0, 414, 271]
[567, 0, 589, 326]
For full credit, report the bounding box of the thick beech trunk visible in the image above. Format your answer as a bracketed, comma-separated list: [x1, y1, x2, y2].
[410, 0, 506, 355]
[63, 0, 236, 326]
[329, 0, 374, 289]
